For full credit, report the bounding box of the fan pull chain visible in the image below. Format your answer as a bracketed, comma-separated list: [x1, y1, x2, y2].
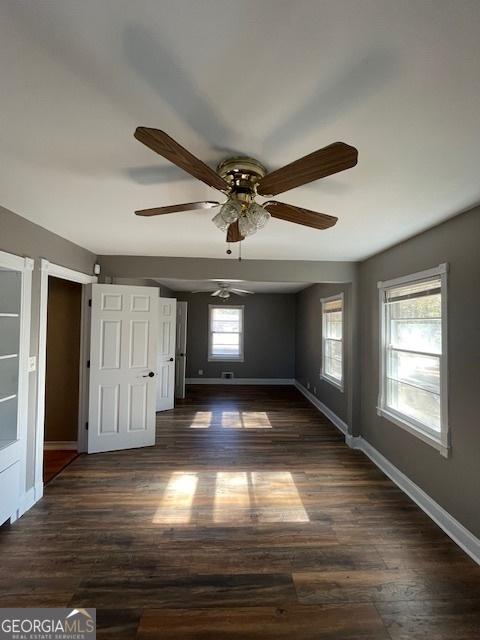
[238, 241, 242, 262]
[226, 242, 232, 255]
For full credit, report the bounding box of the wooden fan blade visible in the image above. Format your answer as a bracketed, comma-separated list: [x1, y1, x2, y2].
[258, 142, 357, 196]
[135, 201, 220, 216]
[263, 201, 338, 230]
[134, 127, 230, 193]
[226, 220, 245, 243]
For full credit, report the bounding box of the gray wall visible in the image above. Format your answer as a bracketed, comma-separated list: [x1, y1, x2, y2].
[176, 292, 296, 380]
[359, 205, 480, 537]
[0, 205, 96, 490]
[295, 283, 351, 424]
[98, 255, 357, 284]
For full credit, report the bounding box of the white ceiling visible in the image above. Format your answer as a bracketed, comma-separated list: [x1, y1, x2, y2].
[154, 279, 308, 294]
[1, 1, 480, 261]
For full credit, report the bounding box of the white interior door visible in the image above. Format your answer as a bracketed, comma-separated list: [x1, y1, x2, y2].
[175, 301, 188, 399]
[156, 297, 176, 411]
[88, 284, 158, 453]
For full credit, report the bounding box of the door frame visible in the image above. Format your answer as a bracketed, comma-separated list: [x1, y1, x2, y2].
[34, 260, 97, 499]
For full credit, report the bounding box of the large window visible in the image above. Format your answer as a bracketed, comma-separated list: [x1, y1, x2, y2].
[208, 305, 244, 362]
[321, 294, 344, 389]
[378, 264, 449, 455]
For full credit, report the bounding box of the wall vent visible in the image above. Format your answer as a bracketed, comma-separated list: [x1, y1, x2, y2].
[221, 371, 234, 379]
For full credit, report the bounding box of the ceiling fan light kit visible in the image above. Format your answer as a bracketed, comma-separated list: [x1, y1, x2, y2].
[191, 282, 255, 300]
[134, 127, 358, 249]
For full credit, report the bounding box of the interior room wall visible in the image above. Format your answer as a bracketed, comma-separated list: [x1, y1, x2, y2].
[295, 283, 352, 424]
[0, 205, 96, 491]
[359, 204, 480, 537]
[175, 292, 296, 380]
[44, 277, 82, 443]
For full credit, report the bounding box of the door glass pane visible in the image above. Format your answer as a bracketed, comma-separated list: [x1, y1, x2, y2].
[0, 268, 21, 448]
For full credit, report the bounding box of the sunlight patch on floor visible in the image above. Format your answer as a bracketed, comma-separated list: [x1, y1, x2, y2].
[189, 411, 272, 429]
[153, 471, 308, 525]
[189, 411, 212, 428]
[152, 472, 198, 524]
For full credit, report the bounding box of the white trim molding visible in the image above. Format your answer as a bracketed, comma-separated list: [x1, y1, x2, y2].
[347, 436, 480, 566]
[186, 378, 294, 385]
[320, 292, 345, 392]
[295, 380, 348, 435]
[208, 304, 245, 363]
[377, 263, 449, 457]
[34, 260, 97, 504]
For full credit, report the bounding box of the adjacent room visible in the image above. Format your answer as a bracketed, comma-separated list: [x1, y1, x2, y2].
[1, 1, 480, 638]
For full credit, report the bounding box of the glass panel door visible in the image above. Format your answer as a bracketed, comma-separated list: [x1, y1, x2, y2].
[0, 267, 22, 450]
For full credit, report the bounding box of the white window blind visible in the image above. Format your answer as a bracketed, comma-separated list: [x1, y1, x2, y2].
[208, 306, 244, 361]
[321, 295, 343, 388]
[378, 265, 449, 455]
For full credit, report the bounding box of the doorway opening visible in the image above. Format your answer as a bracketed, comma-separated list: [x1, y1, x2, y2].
[43, 277, 82, 483]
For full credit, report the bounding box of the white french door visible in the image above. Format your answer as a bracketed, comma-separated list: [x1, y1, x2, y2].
[88, 284, 159, 453]
[175, 301, 187, 399]
[156, 297, 176, 411]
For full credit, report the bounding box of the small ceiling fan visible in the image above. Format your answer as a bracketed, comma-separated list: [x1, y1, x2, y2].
[134, 128, 358, 243]
[192, 282, 254, 299]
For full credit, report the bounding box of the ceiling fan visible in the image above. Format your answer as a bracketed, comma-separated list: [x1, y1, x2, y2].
[134, 128, 358, 243]
[192, 282, 254, 299]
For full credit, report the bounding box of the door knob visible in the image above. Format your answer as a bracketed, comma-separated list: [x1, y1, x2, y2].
[143, 371, 155, 378]
[169, 357, 174, 362]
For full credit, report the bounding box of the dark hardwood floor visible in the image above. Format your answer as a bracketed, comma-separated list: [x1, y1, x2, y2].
[1, 385, 480, 638]
[43, 449, 79, 484]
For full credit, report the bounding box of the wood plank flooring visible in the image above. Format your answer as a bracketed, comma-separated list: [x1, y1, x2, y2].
[1, 385, 480, 638]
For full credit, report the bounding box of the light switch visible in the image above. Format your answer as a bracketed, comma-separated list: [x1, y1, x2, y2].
[28, 356, 36, 372]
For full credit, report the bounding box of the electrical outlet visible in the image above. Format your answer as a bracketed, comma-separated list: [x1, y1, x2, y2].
[198, 369, 204, 376]
[306, 381, 310, 389]
[313, 386, 317, 395]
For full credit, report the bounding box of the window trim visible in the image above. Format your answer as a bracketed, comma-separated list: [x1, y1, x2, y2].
[377, 263, 449, 457]
[208, 304, 244, 362]
[320, 292, 344, 392]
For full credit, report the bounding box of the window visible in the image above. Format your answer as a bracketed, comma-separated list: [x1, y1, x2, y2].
[378, 264, 449, 456]
[208, 305, 244, 361]
[321, 294, 344, 390]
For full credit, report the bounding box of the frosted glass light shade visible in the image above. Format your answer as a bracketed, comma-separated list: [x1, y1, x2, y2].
[212, 199, 242, 231]
[238, 203, 270, 237]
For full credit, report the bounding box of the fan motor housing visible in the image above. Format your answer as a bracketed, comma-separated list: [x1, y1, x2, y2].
[217, 156, 267, 202]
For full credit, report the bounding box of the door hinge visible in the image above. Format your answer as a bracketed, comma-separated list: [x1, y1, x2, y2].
[87, 360, 90, 368]
[85, 421, 89, 431]
[88, 298, 92, 307]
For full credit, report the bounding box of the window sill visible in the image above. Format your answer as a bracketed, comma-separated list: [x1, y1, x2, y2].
[320, 373, 344, 392]
[377, 407, 449, 457]
[208, 357, 244, 363]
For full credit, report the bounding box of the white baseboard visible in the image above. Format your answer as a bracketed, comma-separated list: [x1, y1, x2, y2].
[186, 378, 295, 385]
[294, 380, 349, 435]
[43, 441, 77, 450]
[347, 436, 480, 566]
